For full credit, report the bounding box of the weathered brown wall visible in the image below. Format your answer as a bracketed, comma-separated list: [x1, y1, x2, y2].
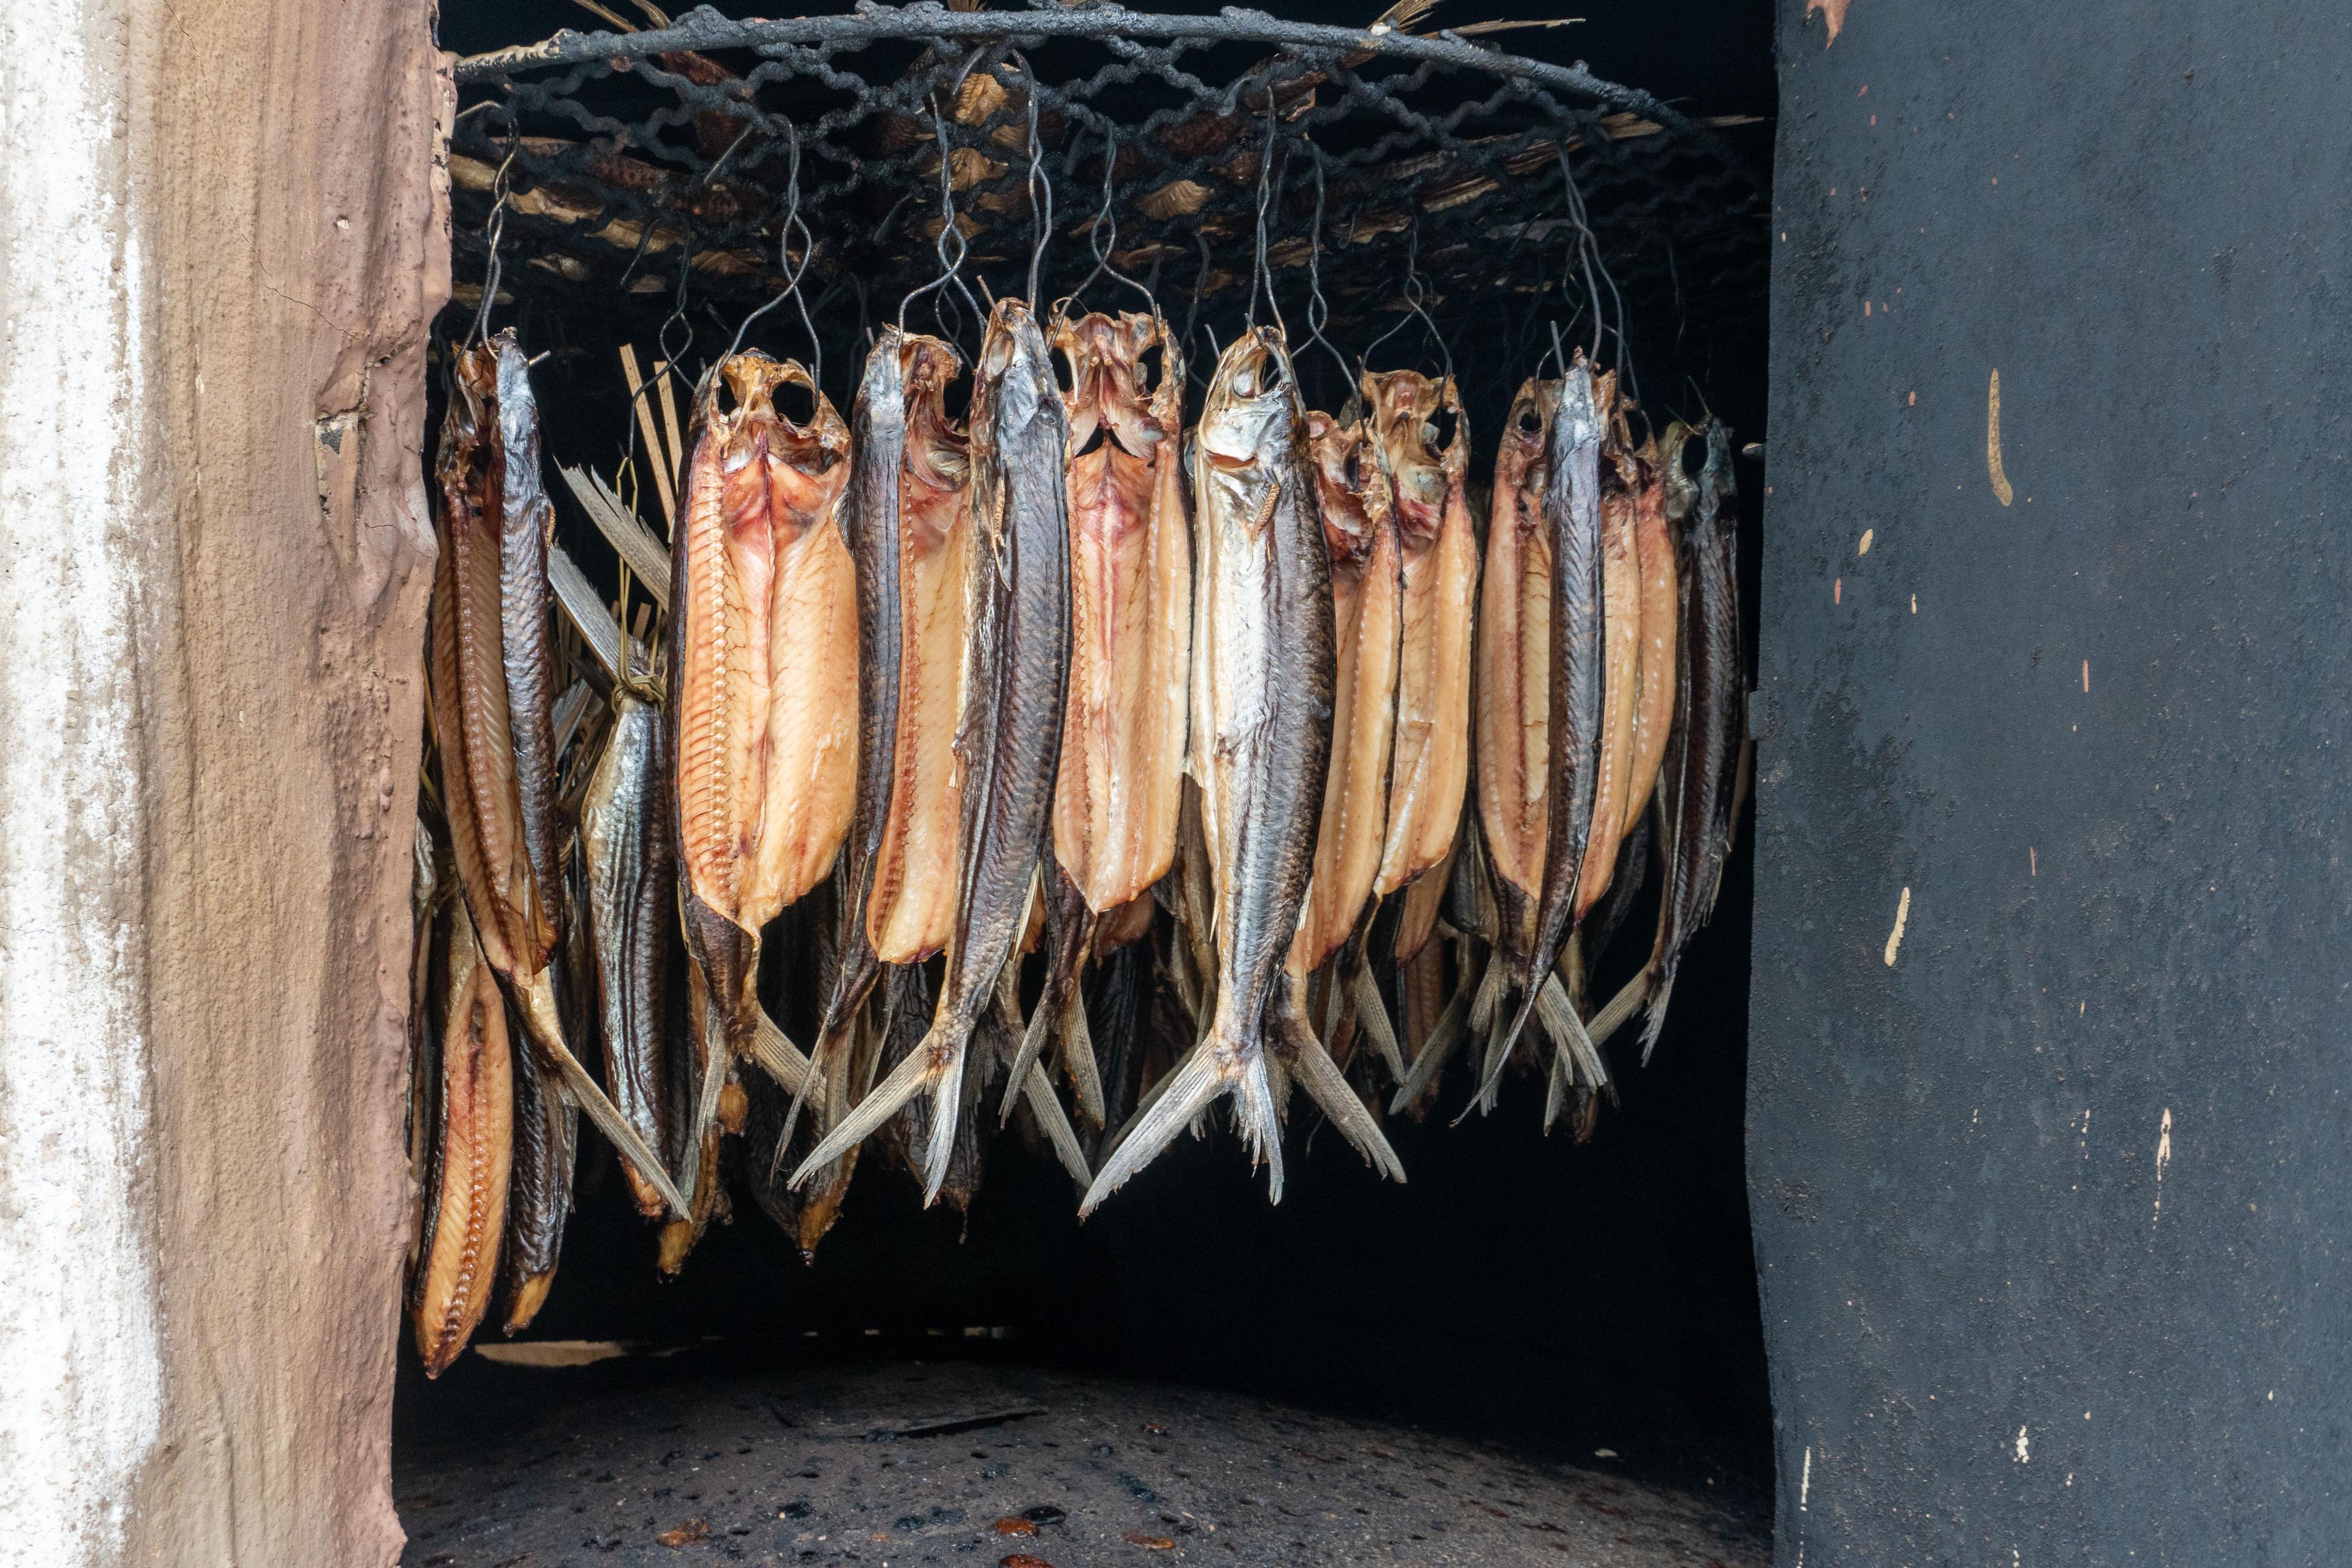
[0, 1, 439, 1563]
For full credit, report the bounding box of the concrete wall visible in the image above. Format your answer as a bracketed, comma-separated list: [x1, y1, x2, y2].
[0, 3, 444, 1564]
[1754, 1, 2352, 1562]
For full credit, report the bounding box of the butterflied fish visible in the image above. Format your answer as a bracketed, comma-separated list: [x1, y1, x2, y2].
[1363, 368, 1476, 900]
[1289, 409, 1400, 976]
[1087, 327, 1401, 1213]
[794, 298, 1072, 1203]
[432, 339, 684, 1217]
[579, 647, 676, 1218]
[411, 895, 513, 1378]
[866, 337, 976, 963]
[1475, 356, 1610, 1109]
[1006, 310, 1194, 1125]
[1572, 399, 1648, 919]
[1619, 429, 1681, 839]
[1471, 376, 1557, 1030]
[668, 350, 848, 1233]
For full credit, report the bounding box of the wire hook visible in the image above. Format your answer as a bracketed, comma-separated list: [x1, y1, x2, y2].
[466, 121, 522, 348]
[1023, 62, 1053, 306]
[722, 119, 820, 385]
[1245, 88, 1287, 339]
[902, 73, 986, 351]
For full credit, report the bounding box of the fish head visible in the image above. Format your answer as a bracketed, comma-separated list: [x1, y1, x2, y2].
[1699, 416, 1737, 518]
[763, 360, 851, 539]
[1197, 327, 1303, 537]
[1362, 367, 1452, 541]
[1494, 377, 1556, 532]
[438, 341, 500, 492]
[1657, 420, 1699, 522]
[1052, 309, 1163, 461]
[900, 333, 970, 475]
[1306, 410, 1392, 567]
[977, 298, 1057, 445]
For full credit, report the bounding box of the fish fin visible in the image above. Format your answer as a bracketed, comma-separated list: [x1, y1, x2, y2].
[1022, 1063, 1093, 1187]
[1346, 962, 1408, 1082]
[750, 1007, 813, 1096]
[1583, 967, 1654, 1052]
[1082, 1035, 1283, 1215]
[1542, 1042, 1570, 1133]
[790, 1023, 951, 1195]
[1275, 1003, 1405, 1184]
[771, 1011, 847, 1182]
[517, 970, 689, 1218]
[1389, 984, 1470, 1114]
[999, 992, 1058, 1128]
[917, 1027, 970, 1207]
[1638, 969, 1678, 1066]
[1463, 960, 1544, 1118]
[1537, 971, 1610, 1093]
[1466, 949, 1504, 1037]
[1063, 1000, 1106, 1128]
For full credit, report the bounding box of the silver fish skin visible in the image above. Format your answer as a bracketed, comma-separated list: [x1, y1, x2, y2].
[786, 330, 910, 1142]
[492, 330, 567, 938]
[793, 298, 1072, 1203]
[1085, 326, 1400, 1214]
[1638, 417, 1742, 1060]
[581, 658, 676, 1217]
[1477, 358, 1605, 1105]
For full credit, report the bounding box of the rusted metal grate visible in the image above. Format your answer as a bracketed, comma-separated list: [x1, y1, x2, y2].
[450, 2, 1767, 415]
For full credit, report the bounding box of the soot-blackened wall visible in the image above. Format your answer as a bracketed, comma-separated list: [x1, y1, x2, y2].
[1753, 2, 2352, 1562]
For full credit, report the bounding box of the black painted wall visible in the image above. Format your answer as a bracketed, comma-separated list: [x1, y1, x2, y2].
[1754, 2, 2352, 1562]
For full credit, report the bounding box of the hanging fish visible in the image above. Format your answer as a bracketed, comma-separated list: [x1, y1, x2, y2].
[1470, 375, 1557, 1043]
[1570, 399, 1649, 921]
[579, 647, 676, 1219]
[1363, 368, 1476, 903]
[794, 298, 1072, 1204]
[1005, 309, 1191, 1124]
[1636, 417, 1743, 1061]
[668, 350, 851, 1240]
[431, 336, 684, 1218]
[1289, 409, 1400, 978]
[1086, 327, 1402, 1213]
[410, 895, 514, 1378]
[1474, 356, 1610, 1110]
[865, 337, 976, 965]
[1618, 428, 1681, 841]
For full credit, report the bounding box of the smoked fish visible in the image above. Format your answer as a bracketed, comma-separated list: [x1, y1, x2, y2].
[412, 896, 513, 1378]
[1087, 327, 1401, 1212]
[1570, 401, 1648, 919]
[1363, 368, 1476, 901]
[795, 299, 1072, 1203]
[579, 647, 676, 1218]
[432, 341, 684, 1218]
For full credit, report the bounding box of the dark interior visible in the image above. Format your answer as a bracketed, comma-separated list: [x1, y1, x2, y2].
[401, 0, 1779, 1521]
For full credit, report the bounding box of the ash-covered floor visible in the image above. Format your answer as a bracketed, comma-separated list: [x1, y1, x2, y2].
[396, 1355, 1767, 1567]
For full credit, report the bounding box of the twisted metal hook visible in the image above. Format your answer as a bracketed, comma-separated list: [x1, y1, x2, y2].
[1024, 62, 1053, 306]
[901, 67, 987, 352]
[1245, 88, 1287, 339]
[1300, 146, 1356, 407]
[1065, 127, 1156, 315]
[466, 121, 522, 348]
[723, 120, 820, 385]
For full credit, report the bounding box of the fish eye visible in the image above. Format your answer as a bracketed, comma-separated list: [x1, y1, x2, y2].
[1234, 369, 1257, 397]
[1518, 409, 1542, 435]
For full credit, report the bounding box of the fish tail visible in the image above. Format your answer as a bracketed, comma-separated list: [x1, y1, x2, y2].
[1583, 966, 1656, 1053]
[1017, 1061, 1093, 1188]
[1345, 962, 1408, 1082]
[918, 1034, 967, 1207]
[1536, 971, 1610, 1095]
[789, 1023, 953, 1195]
[1082, 1027, 1283, 1216]
[766, 1010, 844, 1185]
[1389, 983, 1471, 1115]
[1638, 967, 1678, 1066]
[1542, 1043, 1571, 1134]
[517, 970, 690, 1219]
[999, 994, 1058, 1129]
[1274, 990, 1405, 1185]
[1462, 963, 1542, 1120]
[1062, 998, 1106, 1128]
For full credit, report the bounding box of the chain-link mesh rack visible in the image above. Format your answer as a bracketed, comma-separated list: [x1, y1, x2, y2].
[450, 1, 1768, 424]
